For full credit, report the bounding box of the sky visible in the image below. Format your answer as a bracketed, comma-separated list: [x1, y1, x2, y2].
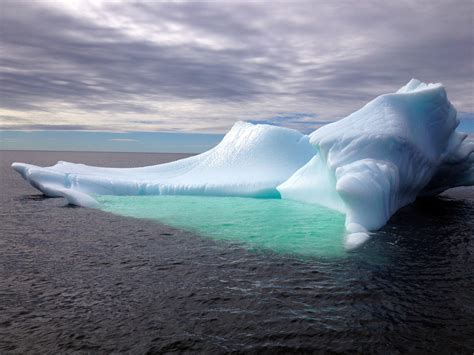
[0, 129, 223, 153]
[0, 0, 473, 152]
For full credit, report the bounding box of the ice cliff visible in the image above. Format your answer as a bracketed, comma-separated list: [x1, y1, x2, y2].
[278, 79, 473, 247]
[12, 79, 474, 248]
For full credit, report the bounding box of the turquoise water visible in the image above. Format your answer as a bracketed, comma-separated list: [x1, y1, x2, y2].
[97, 195, 347, 258]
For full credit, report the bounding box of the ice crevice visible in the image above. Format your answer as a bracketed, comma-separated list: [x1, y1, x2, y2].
[12, 79, 474, 249]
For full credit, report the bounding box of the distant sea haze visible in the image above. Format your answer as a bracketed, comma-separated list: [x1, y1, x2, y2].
[0, 130, 224, 154]
[1, 114, 472, 154]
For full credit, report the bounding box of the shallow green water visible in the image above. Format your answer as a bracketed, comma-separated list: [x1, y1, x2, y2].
[97, 195, 347, 258]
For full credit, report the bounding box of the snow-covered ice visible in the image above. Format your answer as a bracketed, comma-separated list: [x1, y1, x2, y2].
[12, 79, 474, 248]
[12, 121, 315, 206]
[278, 79, 473, 247]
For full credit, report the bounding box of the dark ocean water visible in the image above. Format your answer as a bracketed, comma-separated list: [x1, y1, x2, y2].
[1, 150, 473, 354]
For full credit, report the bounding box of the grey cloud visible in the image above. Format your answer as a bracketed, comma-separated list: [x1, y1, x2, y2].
[0, 123, 98, 130]
[131, 119, 166, 125]
[0, 0, 473, 130]
[0, 2, 268, 112]
[246, 112, 328, 134]
[0, 115, 32, 122]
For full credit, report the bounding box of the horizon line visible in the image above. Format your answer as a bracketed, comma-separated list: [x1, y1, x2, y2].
[0, 148, 198, 155]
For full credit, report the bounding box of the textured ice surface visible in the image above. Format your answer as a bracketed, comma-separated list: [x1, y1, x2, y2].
[12, 79, 474, 249]
[278, 79, 474, 247]
[12, 122, 315, 206]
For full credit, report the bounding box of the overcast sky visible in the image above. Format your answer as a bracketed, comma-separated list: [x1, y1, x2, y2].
[1, 0, 473, 133]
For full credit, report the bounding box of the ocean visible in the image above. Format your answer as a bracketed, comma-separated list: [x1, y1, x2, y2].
[1, 150, 473, 353]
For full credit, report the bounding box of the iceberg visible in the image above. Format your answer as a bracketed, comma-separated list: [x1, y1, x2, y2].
[278, 79, 473, 246]
[12, 121, 316, 206]
[12, 79, 474, 248]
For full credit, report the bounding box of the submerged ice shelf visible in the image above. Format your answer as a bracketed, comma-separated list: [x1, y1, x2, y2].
[98, 195, 347, 258]
[12, 79, 474, 249]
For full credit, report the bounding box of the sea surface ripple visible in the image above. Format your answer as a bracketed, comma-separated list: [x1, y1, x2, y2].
[1, 151, 473, 353]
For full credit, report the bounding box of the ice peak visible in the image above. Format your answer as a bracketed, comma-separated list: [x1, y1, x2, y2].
[396, 78, 442, 93]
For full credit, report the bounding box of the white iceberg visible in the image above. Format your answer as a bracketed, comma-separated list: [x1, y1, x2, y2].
[12, 121, 315, 206]
[12, 79, 474, 248]
[278, 79, 473, 247]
